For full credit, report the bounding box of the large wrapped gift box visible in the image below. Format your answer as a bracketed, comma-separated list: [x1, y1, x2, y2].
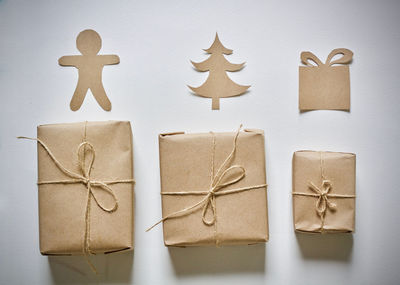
[157, 127, 269, 246]
[36, 121, 134, 255]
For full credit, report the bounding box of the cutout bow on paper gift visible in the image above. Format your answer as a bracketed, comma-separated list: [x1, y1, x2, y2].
[189, 33, 250, 110]
[299, 48, 353, 111]
[59, 29, 120, 111]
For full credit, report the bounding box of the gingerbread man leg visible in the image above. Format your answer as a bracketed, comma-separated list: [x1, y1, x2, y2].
[90, 83, 112, 111]
[70, 80, 89, 111]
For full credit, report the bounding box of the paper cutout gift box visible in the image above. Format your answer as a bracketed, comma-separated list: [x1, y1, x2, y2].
[151, 126, 269, 246]
[292, 151, 356, 233]
[299, 48, 353, 111]
[31, 121, 134, 255]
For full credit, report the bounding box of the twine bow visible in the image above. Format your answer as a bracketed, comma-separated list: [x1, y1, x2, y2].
[201, 165, 246, 225]
[301, 48, 353, 67]
[308, 180, 336, 217]
[146, 125, 268, 243]
[18, 135, 134, 273]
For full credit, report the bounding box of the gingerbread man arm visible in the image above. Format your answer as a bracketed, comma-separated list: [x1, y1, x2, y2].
[58, 56, 81, 67]
[100, 55, 120, 65]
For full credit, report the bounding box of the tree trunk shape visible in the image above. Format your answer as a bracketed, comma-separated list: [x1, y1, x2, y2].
[212, 96, 220, 110]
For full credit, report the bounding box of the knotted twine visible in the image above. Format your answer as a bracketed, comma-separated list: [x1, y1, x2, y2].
[147, 125, 268, 246]
[292, 151, 355, 232]
[18, 122, 135, 273]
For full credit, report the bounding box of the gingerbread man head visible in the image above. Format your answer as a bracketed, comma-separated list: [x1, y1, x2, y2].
[76, 29, 102, 56]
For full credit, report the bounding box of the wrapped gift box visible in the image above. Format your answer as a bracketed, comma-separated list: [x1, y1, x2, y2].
[157, 127, 269, 246]
[292, 150, 356, 233]
[35, 121, 134, 255]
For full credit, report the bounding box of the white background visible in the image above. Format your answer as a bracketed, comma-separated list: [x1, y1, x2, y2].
[1, 0, 400, 284]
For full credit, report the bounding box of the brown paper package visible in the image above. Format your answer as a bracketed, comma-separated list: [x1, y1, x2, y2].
[299, 48, 353, 111]
[37, 121, 134, 255]
[292, 151, 356, 233]
[158, 128, 268, 246]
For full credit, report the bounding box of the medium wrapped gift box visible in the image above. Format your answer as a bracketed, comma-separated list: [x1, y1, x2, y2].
[292, 151, 356, 233]
[35, 121, 134, 255]
[156, 127, 268, 246]
[299, 48, 353, 111]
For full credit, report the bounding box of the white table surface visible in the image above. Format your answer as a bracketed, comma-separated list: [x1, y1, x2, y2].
[1, 0, 400, 284]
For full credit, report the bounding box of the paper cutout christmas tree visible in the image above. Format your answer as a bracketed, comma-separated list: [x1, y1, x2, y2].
[189, 33, 250, 110]
[59, 29, 120, 111]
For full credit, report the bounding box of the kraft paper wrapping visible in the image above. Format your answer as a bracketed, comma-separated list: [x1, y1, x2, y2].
[299, 48, 353, 111]
[158, 129, 268, 246]
[292, 151, 356, 233]
[37, 121, 134, 255]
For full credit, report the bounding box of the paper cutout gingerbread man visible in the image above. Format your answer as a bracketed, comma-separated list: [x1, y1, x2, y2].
[59, 29, 120, 111]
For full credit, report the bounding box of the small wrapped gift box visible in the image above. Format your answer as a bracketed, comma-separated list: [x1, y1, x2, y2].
[29, 121, 134, 255]
[151, 126, 269, 246]
[292, 151, 356, 233]
[299, 48, 353, 111]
